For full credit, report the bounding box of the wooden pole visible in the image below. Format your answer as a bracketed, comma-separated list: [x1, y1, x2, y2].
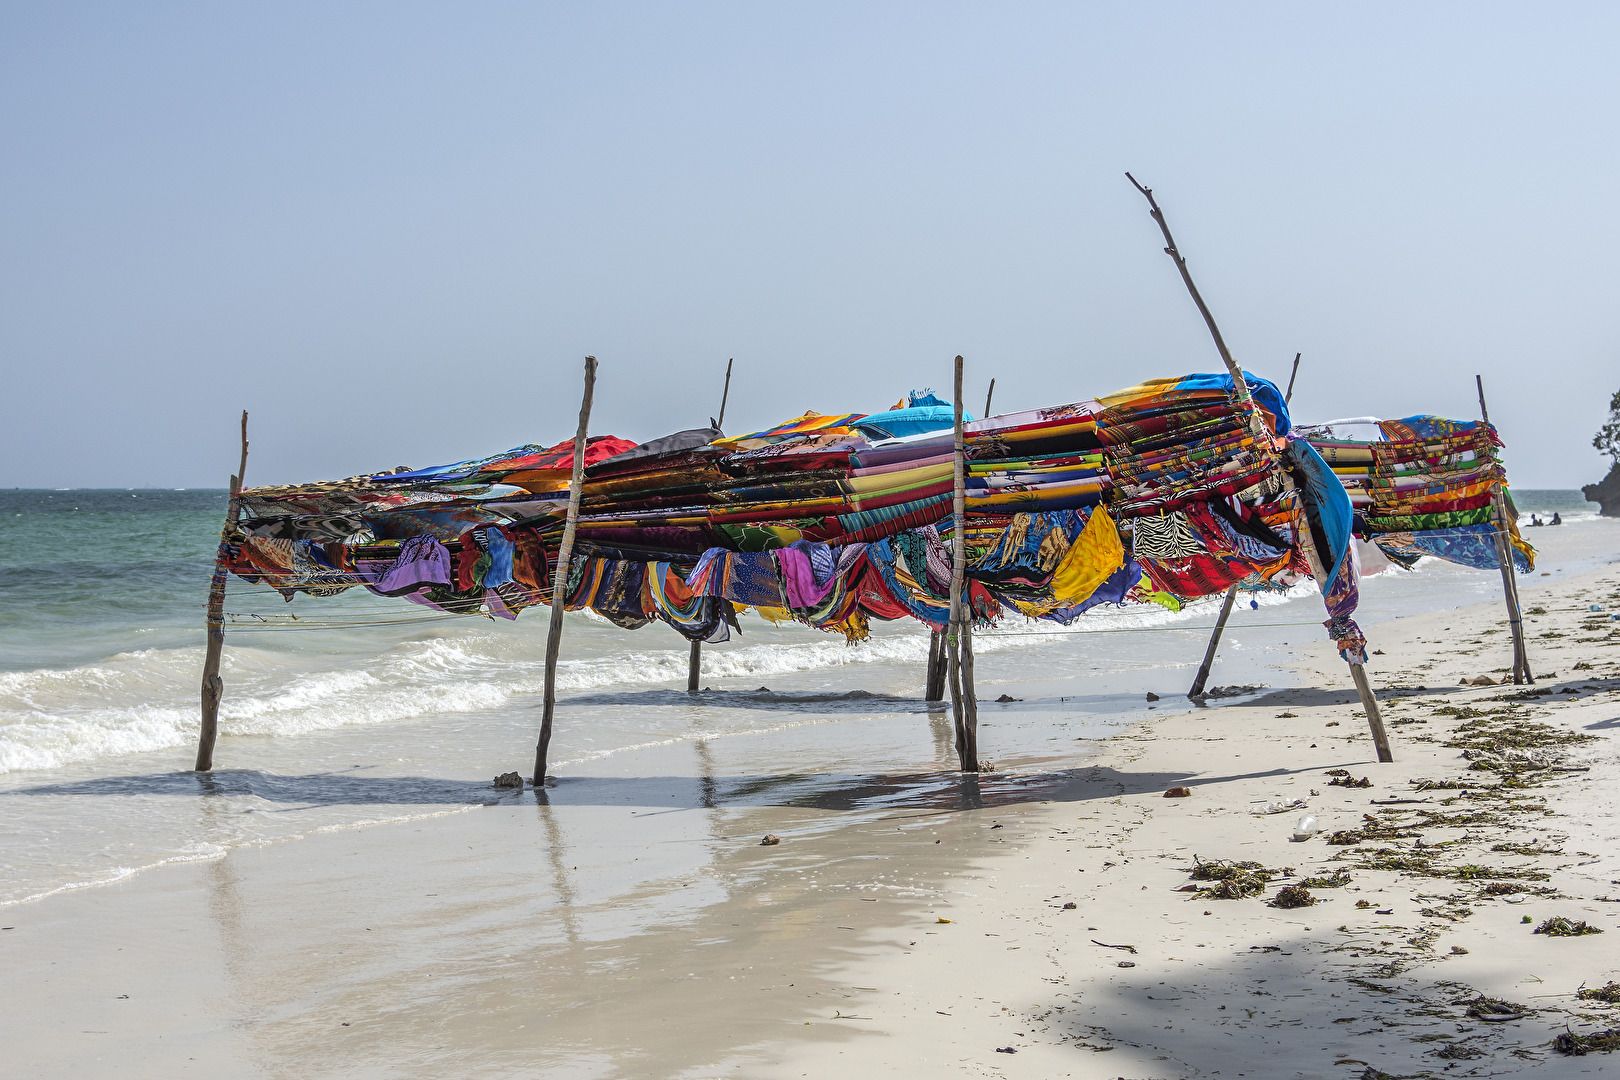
[534, 356, 598, 784]
[983, 378, 995, 418]
[944, 355, 979, 772]
[1475, 375, 1532, 684]
[925, 630, 947, 701]
[687, 639, 702, 694]
[1187, 354, 1300, 698]
[716, 357, 733, 431]
[1127, 174, 1391, 759]
[195, 410, 249, 772]
[1187, 585, 1238, 698]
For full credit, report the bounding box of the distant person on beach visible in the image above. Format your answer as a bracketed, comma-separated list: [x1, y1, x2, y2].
[1530, 514, 1543, 527]
[1552, 512, 1563, 525]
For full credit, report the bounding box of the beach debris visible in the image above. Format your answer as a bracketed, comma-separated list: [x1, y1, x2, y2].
[1464, 675, 1499, 686]
[1578, 982, 1620, 1003]
[1554, 1028, 1620, 1055]
[492, 772, 523, 789]
[1116, 960, 1136, 968]
[1276, 711, 1298, 717]
[994, 1046, 1018, 1053]
[1450, 945, 1469, 954]
[1271, 885, 1317, 908]
[1356, 900, 1372, 908]
[1458, 994, 1530, 1022]
[937, 917, 952, 923]
[1297, 868, 1352, 888]
[1186, 858, 1277, 899]
[1145, 692, 1160, 701]
[1291, 814, 1320, 841]
[1062, 902, 1077, 909]
[1090, 938, 1137, 954]
[760, 834, 781, 846]
[1163, 786, 1192, 798]
[1200, 684, 1263, 698]
[1249, 798, 1308, 815]
[1328, 775, 1373, 788]
[994, 693, 1021, 702]
[1534, 916, 1603, 937]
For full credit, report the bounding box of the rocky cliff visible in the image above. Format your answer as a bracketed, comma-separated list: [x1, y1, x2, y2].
[1583, 462, 1620, 517]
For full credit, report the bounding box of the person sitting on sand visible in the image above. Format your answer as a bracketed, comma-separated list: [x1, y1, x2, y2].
[1552, 512, 1562, 525]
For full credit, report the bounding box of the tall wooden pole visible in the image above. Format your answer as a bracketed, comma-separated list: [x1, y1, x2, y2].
[1127, 175, 1390, 759]
[944, 355, 979, 772]
[195, 411, 249, 772]
[983, 378, 995, 418]
[1476, 375, 1532, 684]
[925, 630, 947, 701]
[1188, 354, 1301, 697]
[687, 639, 702, 694]
[534, 356, 598, 784]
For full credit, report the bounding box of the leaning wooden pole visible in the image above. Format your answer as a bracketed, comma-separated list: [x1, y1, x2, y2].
[534, 356, 598, 784]
[716, 357, 734, 431]
[195, 410, 249, 772]
[1126, 174, 1391, 758]
[984, 378, 995, 418]
[944, 355, 979, 772]
[1189, 355, 1302, 697]
[1476, 375, 1532, 684]
[1188, 585, 1238, 699]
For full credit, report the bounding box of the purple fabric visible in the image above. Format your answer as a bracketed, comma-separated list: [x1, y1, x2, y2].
[369, 535, 452, 597]
[778, 541, 838, 608]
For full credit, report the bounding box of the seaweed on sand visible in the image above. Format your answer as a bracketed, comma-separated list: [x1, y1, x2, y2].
[1535, 916, 1604, 937]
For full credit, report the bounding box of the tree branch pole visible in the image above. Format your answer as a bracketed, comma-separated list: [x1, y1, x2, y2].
[1126, 174, 1390, 757]
[944, 355, 979, 771]
[984, 378, 995, 418]
[1189, 353, 1302, 698]
[534, 356, 598, 784]
[1476, 375, 1532, 684]
[691, 358, 735, 693]
[925, 630, 947, 701]
[195, 410, 249, 772]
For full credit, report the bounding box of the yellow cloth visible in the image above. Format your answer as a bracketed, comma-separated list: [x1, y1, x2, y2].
[1047, 505, 1125, 608]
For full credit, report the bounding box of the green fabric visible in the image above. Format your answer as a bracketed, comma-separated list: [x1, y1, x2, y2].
[1364, 505, 1494, 532]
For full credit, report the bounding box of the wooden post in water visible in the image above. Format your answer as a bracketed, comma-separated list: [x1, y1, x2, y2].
[925, 631, 948, 701]
[944, 355, 979, 772]
[1127, 174, 1391, 758]
[687, 639, 702, 694]
[195, 411, 249, 772]
[534, 356, 598, 784]
[1476, 375, 1532, 684]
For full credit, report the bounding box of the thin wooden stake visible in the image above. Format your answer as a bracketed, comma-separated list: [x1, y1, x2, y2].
[983, 378, 995, 418]
[1127, 174, 1391, 759]
[1284, 352, 1301, 405]
[716, 358, 733, 431]
[687, 639, 702, 694]
[534, 356, 598, 784]
[945, 355, 979, 772]
[196, 410, 249, 772]
[1476, 375, 1532, 684]
[1188, 585, 1238, 699]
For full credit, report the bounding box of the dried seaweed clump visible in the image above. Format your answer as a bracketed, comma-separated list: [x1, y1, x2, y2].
[1271, 885, 1317, 908]
[1298, 868, 1352, 889]
[1457, 995, 1530, 1021]
[1328, 775, 1373, 788]
[1481, 882, 1524, 896]
[1577, 982, 1620, 1004]
[1187, 858, 1274, 900]
[1554, 1028, 1620, 1055]
[1535, 916, 1604, 937]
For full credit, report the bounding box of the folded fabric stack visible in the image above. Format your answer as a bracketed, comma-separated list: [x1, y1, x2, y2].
[225, 372, 1365, 653]
[1296, 416, 1534, 574]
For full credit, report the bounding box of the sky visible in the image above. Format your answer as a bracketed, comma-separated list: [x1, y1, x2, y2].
[2, 2, 1616, 490]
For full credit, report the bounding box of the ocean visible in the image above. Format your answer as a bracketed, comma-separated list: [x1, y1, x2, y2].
[1, 488, 1613, 909]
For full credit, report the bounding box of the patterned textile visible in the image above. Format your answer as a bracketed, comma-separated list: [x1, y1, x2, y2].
[1321, 542, 1366, 663]
[1372, 524, 1533, 573]
[1364, 506, 1495, 532]
[1046, 506, 1125, 610]
[1130, 511, 1199, 559]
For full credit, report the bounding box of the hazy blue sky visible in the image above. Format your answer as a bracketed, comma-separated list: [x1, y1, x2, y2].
[3, 3, 1615, 489]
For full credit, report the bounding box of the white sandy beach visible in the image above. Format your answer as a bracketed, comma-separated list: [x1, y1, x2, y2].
[2, 532, 1618, 1080]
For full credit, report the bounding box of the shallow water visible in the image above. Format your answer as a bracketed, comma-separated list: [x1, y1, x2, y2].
[1, 489, 1614, 907]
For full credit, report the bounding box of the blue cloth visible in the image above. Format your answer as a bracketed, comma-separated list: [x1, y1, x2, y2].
[1374, 525, 1531, 573]
[483, 528, 515, 588]
[1286, 437, 1353, 584]
[853, 405, 966, 440]
[1169, 370, 1291, 435]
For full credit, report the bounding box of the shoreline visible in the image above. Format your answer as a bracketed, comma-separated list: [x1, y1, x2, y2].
[0, 554, 1616, 1077]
